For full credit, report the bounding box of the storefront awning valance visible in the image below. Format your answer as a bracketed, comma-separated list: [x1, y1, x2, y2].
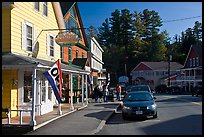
[2, 53, 90, 75]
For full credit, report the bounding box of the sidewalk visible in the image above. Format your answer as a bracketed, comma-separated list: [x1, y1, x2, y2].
[2, 99, 121, 135]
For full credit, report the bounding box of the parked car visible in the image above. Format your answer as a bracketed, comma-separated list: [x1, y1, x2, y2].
[126, 85, 134, 92]
[168, 86, 182, 95]
[130, 85, 153, 95]
[192, 84, 202, 97]
[155, 84, 168, 93]
[121, 91, 157, 120]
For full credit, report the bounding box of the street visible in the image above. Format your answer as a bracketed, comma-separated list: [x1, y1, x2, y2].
[96, 94, 202, 135]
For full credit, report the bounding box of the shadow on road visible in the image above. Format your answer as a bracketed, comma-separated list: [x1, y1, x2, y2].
[141, 114, 202, 135]
[93, 103, 119, 109]
[84, 110, 113, 120]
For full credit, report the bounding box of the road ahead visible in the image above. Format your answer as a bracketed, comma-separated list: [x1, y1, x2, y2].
[96, 94, 202, 135]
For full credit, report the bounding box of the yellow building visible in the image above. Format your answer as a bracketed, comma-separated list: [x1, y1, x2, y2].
[2, 2, 90, 126]
[2, 2, 64, 119]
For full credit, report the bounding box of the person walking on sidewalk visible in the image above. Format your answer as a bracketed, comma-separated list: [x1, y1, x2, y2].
[116, 83, 121, 101]
[98, 86, 103, 103]
[103, 82, 110, 102]
[93, 85, 99, 103]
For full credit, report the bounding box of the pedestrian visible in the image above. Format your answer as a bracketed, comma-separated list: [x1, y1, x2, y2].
[116, 83, 121, 101]
[104, 84, 109, 102]
[102, 82, 106, 102]
[93, 85, 99, 103]
[98, 86, 103, 103]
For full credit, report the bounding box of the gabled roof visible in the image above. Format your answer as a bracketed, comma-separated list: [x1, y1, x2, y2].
[59, 2, 89, 50]
[131, 62, 183, 72]
[183, 45, 202, 67]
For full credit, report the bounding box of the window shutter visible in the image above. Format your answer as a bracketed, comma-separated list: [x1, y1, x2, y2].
[47, 33, 50, 56]
[22, 22, 26, 50]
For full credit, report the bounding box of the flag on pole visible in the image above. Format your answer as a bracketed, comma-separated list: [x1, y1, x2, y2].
[43, 59, 62, 104]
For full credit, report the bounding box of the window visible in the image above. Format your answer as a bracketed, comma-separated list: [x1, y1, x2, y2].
[67, 18, 81, 39]
[26, 25, 33, 52]
[24, 71, 32, 103]
[82, 52, 84, 58]
[50, 36, 54, 56]
[22, 22, 35, 52]
[48, 83, 52, 101]
[189, 58, 192, 67]
[41, 76, 46, 102]
[68, 47, 72, 61]
[34, 2, 40, 11]
[47, 34, 55, 57]
[70, 6, 77, 18]
[76, 50, 79, 58]
[193, 58, 195, 67]
[60, 46, 63, 60]
[43, 2, 48, 16]
[196, 57, 199, 66]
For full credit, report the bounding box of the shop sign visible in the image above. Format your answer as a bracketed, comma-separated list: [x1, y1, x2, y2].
[55, 31, 79, 46]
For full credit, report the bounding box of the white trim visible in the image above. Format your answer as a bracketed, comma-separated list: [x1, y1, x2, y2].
[183, 45, 193, 67]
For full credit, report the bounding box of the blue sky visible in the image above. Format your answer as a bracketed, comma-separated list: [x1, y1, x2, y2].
[78, 2, 202, 40]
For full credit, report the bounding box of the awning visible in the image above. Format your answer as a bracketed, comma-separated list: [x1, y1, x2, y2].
[2, 53, 90, 75]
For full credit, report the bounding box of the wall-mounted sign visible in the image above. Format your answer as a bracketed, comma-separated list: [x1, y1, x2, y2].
[55, 31, 79, 46]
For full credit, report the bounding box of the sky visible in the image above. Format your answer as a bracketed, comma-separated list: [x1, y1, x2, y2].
[78, 2, 202, 40]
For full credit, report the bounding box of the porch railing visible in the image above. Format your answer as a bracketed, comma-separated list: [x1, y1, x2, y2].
[4, 109, 32, 125]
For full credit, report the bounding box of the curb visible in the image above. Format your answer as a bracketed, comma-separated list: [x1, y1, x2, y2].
[90, 103, 121, 135]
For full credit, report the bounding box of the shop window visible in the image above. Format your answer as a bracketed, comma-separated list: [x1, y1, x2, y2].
[41, 76, 46, 102]
[48, 83, 52, 101]
[24, 71, 32, 103]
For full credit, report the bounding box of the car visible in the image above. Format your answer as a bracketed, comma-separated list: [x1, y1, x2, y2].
[168, 86, 181, 95]
[155, 84, 168, 93]
[192, 84, 202, 97]
[130, 85, 153, 95]
[126, 85, 134, 92]
[121, 91, 157, 120]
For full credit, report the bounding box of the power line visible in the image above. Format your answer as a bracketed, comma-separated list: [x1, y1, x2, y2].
[163, 15, 202, 23]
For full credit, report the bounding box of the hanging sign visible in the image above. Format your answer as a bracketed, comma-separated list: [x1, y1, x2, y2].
[55, 31, 79, 46]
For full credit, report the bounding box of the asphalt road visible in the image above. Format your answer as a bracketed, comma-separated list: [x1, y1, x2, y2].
[96, 94, 202, 135]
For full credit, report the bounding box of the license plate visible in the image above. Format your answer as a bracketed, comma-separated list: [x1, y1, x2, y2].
[136, 111, 143, 114]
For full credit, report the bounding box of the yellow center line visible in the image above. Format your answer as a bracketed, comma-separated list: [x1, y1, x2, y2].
[162, 96, 201, 105]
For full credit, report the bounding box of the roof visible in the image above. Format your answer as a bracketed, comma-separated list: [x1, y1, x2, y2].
[132, 62, 183, 72]
[2, 53, 90, 74]
[183, 45, 202, 67]
[72, 58, 88, 69]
